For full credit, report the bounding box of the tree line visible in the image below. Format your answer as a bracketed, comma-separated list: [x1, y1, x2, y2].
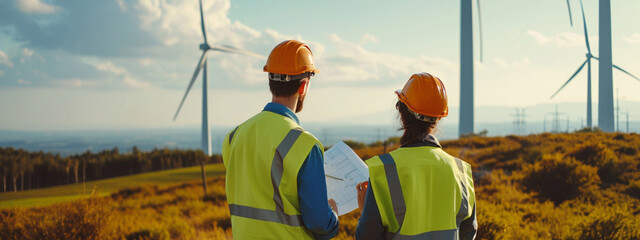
[0, 146, 222, 193]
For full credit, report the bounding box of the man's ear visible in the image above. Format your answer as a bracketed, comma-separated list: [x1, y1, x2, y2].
[298, 79, 309, 95]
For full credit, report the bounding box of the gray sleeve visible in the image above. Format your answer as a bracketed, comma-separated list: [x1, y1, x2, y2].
[459, 203, 477, 240]
[355, 180, 387, 240]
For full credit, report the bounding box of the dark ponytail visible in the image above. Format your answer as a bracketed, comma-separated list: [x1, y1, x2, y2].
[397, 101, 438, 146]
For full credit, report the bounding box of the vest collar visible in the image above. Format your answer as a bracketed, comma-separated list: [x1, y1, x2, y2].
[400, 134, 442, 148]
[263, 102, 300, 125]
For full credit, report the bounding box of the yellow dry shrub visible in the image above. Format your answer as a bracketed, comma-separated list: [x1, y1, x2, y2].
[2, 132, 640, 239]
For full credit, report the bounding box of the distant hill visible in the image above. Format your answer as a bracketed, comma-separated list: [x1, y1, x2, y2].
[0, 163, 225, 208]
[2, 132, 639, 239]
[2, 101, 639, 156]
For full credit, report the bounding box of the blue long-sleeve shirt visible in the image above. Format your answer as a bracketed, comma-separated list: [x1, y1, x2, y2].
[263, 102, 339, 239]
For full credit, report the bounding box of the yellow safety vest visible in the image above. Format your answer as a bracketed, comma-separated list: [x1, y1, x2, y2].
[366, 145, 476, 239]
[222, 111, 323, 240]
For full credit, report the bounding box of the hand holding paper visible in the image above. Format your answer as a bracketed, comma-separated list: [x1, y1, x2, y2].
[356, 181, 368, 212]
[323, 141, 369, 215]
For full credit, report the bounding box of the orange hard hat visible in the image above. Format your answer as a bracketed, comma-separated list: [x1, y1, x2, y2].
[263, 40, 319, 82]
[395, 72, 448, 120]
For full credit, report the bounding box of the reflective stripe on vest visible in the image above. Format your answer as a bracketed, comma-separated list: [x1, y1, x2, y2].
[379, 153, 407, 233]
[453, 158, 471, 228]
[377, 153, 471, 239]
[229, 128, 304, 227]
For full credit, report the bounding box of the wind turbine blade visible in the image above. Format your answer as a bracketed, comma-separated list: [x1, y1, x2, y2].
[566, 0, 573, 27]
[550, 59, 589, 99]
[579, 0, 591, 54]
[212, 45, 266, 59]
[612, 64, 640, 81]
[592, 57, 640, 81]
[476, 0, 484, 62]
[173, 51, 209, 121]
[199, 0, 208, 43]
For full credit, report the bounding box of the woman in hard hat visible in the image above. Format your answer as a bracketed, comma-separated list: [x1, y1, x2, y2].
[355, 72, 477, 239]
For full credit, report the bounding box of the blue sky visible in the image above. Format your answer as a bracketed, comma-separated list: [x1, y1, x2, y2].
[0, 0, 639, 131]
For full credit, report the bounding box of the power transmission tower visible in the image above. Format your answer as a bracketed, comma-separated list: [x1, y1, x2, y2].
[616, 88, 620, 132]
[512, 108, 519, 134]
[511, 108, 527, 135]
[547, 105, 566, 133]
[621, 109, 633, 133]
[623, 110, 629, 133]
[521, 109, 526, 134]
[578, 116, 584, 129]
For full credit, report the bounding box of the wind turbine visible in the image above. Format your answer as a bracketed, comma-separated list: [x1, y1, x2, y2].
[550, 0, 639, 128]
[459, 0, 484, 137]
[173, 0, 265, 194]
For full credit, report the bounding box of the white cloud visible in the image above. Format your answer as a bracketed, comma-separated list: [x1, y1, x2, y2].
[22, 48, 34, 57]
[20, 48, 35, 63]
[15, 0, 59, 14]
[360, 33, 378, 44]
[17, 79, 31, 85]
[623, 33, 640, 44]
[52, 79, 98, 88]
[492, 57, 531, 68]
[116, 0, 127, 11]
[0, 50, 14, 68]
[494, 58, 509, 67]
[319, 34, 456, 84]
[140, 58, 153, 66]
[123, 75, 151, 89]
[95, 61, 151, 89]
[136, 0, 235, 46]
[527, 29, 591, 48]
[95, 61, 127, 75]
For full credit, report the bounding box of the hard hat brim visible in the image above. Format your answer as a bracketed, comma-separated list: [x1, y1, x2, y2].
[395, 89, 448, 118]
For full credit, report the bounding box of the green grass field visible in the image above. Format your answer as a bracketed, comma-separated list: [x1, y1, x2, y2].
[0, 163, 226, 208]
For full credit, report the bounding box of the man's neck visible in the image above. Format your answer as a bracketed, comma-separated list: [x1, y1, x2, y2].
[272, 95, 298, 112]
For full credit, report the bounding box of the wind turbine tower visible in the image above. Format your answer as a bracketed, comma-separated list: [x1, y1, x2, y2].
[459, 0, 483, 137]
[598, 0, 614, 132]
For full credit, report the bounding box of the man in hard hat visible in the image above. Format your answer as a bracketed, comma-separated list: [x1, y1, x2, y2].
[355, 72, 477, 239]
[222, 40, 339, 239]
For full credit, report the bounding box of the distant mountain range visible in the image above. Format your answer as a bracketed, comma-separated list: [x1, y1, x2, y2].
[1, 101, 638, 156]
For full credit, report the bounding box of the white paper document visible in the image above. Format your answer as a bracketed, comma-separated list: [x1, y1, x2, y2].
[323, 141, 369, 216]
